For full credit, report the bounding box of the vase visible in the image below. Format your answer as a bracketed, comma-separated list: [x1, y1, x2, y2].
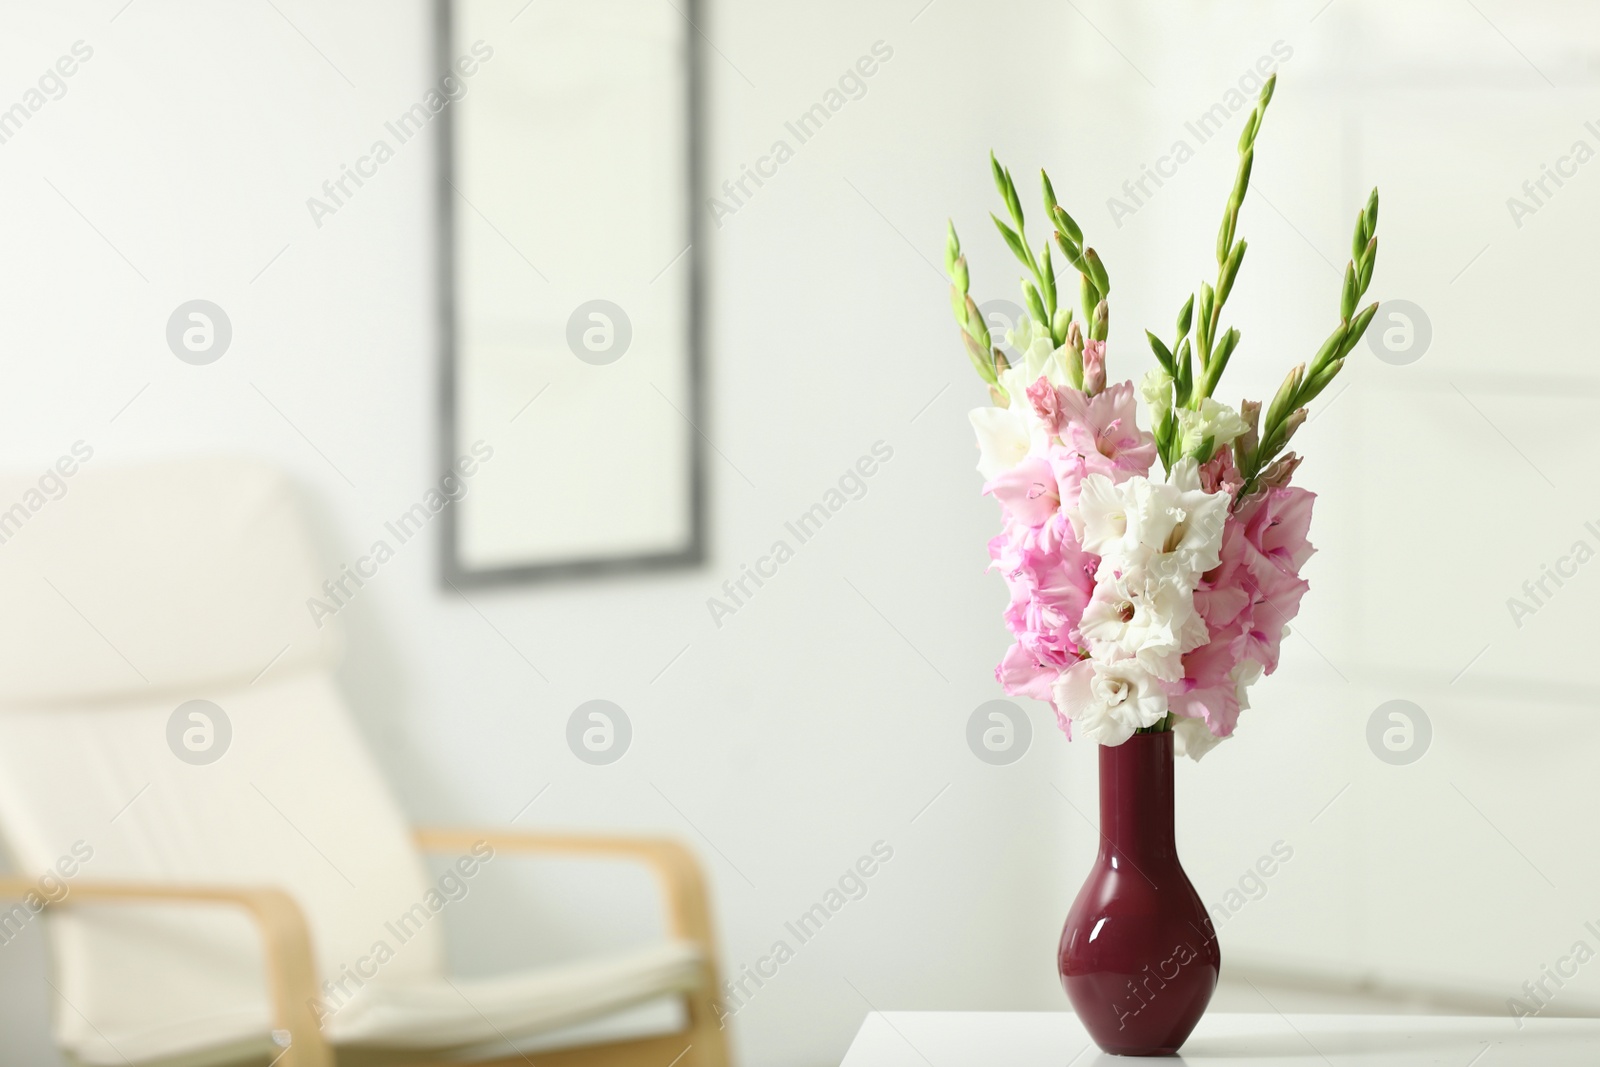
[1058, 731, 1219, 1055]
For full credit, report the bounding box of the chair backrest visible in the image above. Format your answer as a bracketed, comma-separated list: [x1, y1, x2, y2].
[0, 455, 444, 1063]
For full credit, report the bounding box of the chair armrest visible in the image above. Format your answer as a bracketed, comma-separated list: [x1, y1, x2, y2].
[0, 877, 332, 1067]
[415, 829, 732, 1061]
[412, 828, 718, 948]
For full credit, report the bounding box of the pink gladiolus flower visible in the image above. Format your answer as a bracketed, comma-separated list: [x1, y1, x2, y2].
[988, 512, 1099, 728]
[1057, 380, 1158, 479]
[1166, 638, 1245, 736]
[1164, 484, 1315, 738]
[1237, 486, 1316, 575]
[1227, 557, 1309, 674]
[1024, 376, 1159, 482]
[983, 454, 1060, 528]
[996, 641, 1065, 704]
[1192, 522, 1252, 633]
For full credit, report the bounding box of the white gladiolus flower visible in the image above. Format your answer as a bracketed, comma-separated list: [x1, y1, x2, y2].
[1065, 464, 1232, 747]
[969, 405, 1033, 480]
[1053, 658, 1169, 746]
[1071, 470, 1228, 579]
[1071, 474, 1134, 557]
[1176, 397, 1249, 454]
[1159, 460, 1231, 577]
[1074, 475, 1175, 564]
[1140, 368, 1174, 427]
[1078, 565, 1208, 681]
[1173, 715, 1224, 760]
[1072, 476, 1183, 564]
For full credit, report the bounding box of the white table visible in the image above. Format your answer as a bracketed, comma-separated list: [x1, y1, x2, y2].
[840, 1012, 1600, 1065]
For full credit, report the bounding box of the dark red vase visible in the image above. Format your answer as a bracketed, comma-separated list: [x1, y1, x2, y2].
[1058, 731, 1219, 1055]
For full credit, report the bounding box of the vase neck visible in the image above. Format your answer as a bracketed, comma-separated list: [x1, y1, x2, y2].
[1097, 732, 1176, 864]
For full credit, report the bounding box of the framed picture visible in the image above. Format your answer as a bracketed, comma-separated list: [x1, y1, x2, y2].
[437, 0, 705, 585]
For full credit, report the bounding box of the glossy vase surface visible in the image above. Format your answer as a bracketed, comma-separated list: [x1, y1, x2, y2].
[1058, 731, 1219, 1056]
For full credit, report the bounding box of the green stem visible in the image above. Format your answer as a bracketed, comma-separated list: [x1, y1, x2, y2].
[1192, 74, 1274, 409]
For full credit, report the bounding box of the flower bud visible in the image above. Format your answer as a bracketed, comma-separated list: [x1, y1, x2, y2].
[964, 294, 989, 349]
[1052, 306, 1072, 343]
[1026, 376, 1064, 433]
[962, 331, 995, 386]
[1279, 406, 1307, 447]
[1240, 398, 1261, 437]
[1235, 398, 1261, 466]
[1082, 339, 1107, 397]
[1265, 363, 1304, 431]
[1258, 452, 1303, 491]
[1064, 320, 1086, 389]
[1083, 249, 1110, 296]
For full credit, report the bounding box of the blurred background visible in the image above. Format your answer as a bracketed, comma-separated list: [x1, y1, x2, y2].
[0, 0, 1596, 1064]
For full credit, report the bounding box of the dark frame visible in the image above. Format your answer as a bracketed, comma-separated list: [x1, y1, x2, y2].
[436, 0, 707, 587]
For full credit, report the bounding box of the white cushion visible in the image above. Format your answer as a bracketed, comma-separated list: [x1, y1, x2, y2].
[326, 941, 702, 1049]
[0, 456, 340, 707]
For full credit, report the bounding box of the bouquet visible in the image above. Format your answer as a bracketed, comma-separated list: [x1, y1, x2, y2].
[946, 75, 1380, 758]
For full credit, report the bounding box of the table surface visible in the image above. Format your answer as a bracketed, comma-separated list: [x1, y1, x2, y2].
[840, 1012, 1600, 1065]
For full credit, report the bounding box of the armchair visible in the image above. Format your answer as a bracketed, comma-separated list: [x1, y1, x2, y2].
[0, 457, 730, 1067]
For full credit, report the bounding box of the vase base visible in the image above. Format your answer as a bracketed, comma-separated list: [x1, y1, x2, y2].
[1097, 1047, 1181, 1057]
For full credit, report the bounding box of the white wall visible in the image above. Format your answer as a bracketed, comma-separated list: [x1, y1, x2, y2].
[0, 2, 1086, 1063]
[1107, 0, 1600, 1016]
[1, 1, 1599, 1064]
